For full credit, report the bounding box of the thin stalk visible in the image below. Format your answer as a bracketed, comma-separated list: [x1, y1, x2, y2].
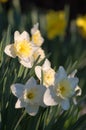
[14, 110, 26, 130]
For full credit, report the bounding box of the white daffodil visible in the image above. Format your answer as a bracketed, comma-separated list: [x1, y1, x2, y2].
[35, 59, 55, 87]
[33, 47, 45, 63]
[4, 31, 37, 68]
[11, 77, 46, 116]
[31, 23, 44, 46]
[44, 66, 79, 110]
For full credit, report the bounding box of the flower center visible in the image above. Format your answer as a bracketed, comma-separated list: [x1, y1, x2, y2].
[24, 90, 35, 102]
[14, 40, 33, 58]
[56, 79, 73, 99]
[26, 92, 34, 99]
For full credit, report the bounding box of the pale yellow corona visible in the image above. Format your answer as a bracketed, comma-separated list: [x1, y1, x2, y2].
[56, 79, 73, 99]
[14, 40, 33, 58]
[43, 69, 55, 87]
[24, 89, 36, 103]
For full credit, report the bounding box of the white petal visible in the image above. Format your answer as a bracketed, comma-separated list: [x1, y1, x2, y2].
[15, 99, 25, 108]
[11, 84, 24, 98]
[31, 23, 39, 34]
[35, 66, 42, 80]
[75, 86, 82, 96]
[55, 66, 67, 83]
[14, 31, 30, 42]
[19, 59, 33, 68]
[44, 86, 58, 106]
[69, 77, 79, 89]
[42, 59, 51, 70]
[68, 69, 77, 78]
[14, 31, 20, 41]
[35, 85, 46, 107]
[4, 44, 16, 58]
[61, 99, 70, 110]
[20, 31, 30, 41]
[25, 105, 39, 116]
[25, 77, 37, 86]
[73, 97, 77, 105]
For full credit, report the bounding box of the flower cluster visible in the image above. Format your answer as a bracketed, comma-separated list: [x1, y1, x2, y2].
[4, 23, 45, 68]
[4, 23, 81, 116]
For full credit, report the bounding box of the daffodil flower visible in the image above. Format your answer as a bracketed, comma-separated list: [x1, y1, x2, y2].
[44, 66, 79, 110]
[11, 77, 46, 116]
[4, 31, 37, 68]
[31, 23, 44, 46]
[35, 59, 55, 87]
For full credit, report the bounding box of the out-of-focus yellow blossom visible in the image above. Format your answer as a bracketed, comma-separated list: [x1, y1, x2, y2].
[46, 10, 67, 39]
[0, 0, 8, 3]
[76, 15, 86, 38]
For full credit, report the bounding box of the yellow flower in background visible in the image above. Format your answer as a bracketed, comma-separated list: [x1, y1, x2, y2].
[76, 15, 86, 38]
[0, 0, 8, 3]
[46, 10, 67, 39]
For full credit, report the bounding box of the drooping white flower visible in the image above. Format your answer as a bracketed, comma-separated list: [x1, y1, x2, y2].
[35, 59, 55, 87]
[31, 23, 44, 46]
[4, 31, 37, 68]
[11, 77, 46, 116]
[44, 66, 79, 110]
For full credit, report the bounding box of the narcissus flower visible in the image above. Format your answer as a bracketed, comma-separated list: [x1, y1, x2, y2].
[11, 77, 46, 116]
[76, 15, 86, 38]
[35, 59, 55, 87]
[4, 31, 37, 68]
[31, 23, 44, 46]
[46, 10, 67, 39]
[44, 66, 79, 110]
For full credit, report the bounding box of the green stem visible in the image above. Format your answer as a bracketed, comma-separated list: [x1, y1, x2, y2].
[14, 110, 26, 130]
